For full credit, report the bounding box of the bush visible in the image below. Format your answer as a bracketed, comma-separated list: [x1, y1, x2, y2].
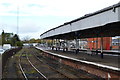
[16, 41, 23, 47]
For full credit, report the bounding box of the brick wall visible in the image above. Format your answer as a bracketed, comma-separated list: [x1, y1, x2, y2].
[87, 37, 112, 50]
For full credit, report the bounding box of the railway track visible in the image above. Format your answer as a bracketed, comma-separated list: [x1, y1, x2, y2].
[19, 48, 73, 79]
[19, 50, 48, 80]
[3, 47, 118, 79]
[17, 48, 104, 79]
[27, 50, 72, 79]
[31, 51, 73, 79]
[30, 48, 103, 79]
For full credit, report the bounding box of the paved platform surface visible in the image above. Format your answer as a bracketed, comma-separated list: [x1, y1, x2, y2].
[67, 48, 120, 54]
[45, 48, 120, 68]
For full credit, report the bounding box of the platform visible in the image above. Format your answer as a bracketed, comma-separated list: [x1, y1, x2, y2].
[70, 48, 120, 55]
[37, 47, 119, 70]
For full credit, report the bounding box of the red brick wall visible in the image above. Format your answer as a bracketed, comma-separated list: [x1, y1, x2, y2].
[87, 37, 112, 50]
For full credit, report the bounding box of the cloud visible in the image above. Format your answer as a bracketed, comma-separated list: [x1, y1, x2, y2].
[0, 0, 120, 39]
[0, 0, 119, 17]
[28, 4, 44, 8]
[19, 24, 40, 34]
[1, 3, 11, 7]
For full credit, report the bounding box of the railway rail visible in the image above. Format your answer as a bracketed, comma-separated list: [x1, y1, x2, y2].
[36, 47, 120, 79]
[19, 50, 48, 80]
[19, 48, 74, 79]
[30, 48, 103, 79]
[31, 51, 76, 79]
[3, 47, 113, 79]
[27, 50, 73, 79]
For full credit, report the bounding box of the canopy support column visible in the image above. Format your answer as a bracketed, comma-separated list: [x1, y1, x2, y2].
[100, 36, 104, 59]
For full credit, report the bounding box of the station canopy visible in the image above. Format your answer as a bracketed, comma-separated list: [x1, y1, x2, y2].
[40, 3, 120, 40]
[42, 21, 120, 40]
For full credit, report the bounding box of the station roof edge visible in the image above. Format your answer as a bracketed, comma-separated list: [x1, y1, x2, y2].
[40, 2, 120, 37]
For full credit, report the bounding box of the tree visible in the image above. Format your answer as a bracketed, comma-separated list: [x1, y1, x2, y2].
[29, 38, 36, 43]
[11, 34, 21, 46]
[36, 39, 41, 43]
[1, 30, 5, 46]
[1, 30, 23, 47]
[22, 36, 30, 43]
[16, 41, 23, 47]
[1, 30, 14, 45]
[14, 34, 20, 41]
[0, 35, 2, 45]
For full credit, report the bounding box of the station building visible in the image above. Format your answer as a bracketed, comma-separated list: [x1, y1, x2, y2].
[40, 2, 120, 52]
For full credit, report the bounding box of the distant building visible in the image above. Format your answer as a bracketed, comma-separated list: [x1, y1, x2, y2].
[112, 37, 120, 50]
[79, 39, 88, 49]
[3, 44, 11, 50]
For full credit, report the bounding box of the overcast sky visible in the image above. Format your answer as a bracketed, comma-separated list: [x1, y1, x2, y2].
[0, 0, 120, 40]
